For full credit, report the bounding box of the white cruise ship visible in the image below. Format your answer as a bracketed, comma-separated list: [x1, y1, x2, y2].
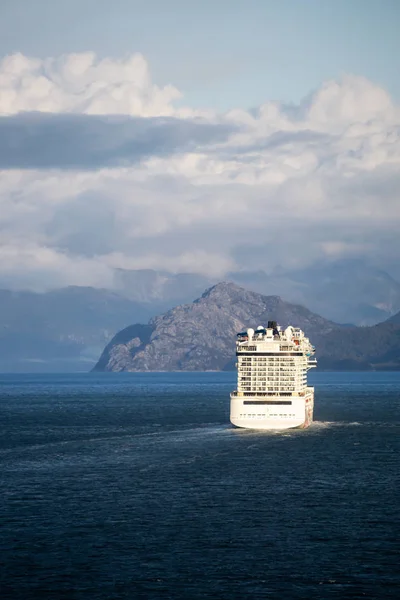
[230, 321, 317, 430]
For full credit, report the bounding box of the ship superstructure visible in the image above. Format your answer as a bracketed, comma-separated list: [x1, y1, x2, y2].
[230, 321, 317, 430]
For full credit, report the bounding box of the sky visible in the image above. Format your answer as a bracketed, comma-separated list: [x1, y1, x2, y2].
[0, 0, 399, 290]
[1, 0, 399, 110]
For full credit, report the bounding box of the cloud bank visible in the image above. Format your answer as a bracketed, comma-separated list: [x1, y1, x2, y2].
[0, 113, 235, 169]
[0, 52, 399, 290]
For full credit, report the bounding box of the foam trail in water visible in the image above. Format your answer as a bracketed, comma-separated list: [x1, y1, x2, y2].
[311, 421, 362, 429]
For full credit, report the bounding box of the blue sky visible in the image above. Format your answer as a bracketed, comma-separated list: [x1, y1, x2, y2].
[0, 0, 399, 110]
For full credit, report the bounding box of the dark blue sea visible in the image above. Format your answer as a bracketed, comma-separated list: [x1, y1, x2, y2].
[0, 372, 399, 600]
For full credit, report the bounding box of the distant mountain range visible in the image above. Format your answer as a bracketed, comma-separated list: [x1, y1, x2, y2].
[0, 287, 155, 372]
[93, 282, 400, 372]
[1, 259, 400, 372]
[230, 260, 400, 326]
[113, 260, 400, 326]
[317, 310, 400, 370]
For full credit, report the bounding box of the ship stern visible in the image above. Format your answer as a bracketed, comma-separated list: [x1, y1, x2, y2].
[230, 389, 314, 431]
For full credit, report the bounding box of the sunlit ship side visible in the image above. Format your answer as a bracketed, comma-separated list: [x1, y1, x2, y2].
[230, 321, 317, 430]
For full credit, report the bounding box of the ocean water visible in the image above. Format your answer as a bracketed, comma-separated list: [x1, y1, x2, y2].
[0, 372, 399, 600]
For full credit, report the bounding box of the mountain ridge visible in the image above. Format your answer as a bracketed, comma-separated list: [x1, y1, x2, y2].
[93, 282, 346, 372]
[1, 265, 400, 371]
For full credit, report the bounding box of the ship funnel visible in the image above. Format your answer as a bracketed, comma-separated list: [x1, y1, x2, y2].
[247, 328, 254, 341]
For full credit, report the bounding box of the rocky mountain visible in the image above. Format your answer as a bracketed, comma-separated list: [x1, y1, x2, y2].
[0, 287, 159, 372]
[94, 282, 400, 372]
[2, 258, 400, 372]
[93, 282, 342, 372]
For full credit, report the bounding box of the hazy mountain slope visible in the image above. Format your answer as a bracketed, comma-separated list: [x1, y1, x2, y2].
[317, 311, 400, 370]
[229, 260, 400, 326]
[386, 311, 400, 325]
[113, 268, 214, 305]
[0, 287, 156, 372]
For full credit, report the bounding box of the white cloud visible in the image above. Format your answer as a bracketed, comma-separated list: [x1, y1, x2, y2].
[0, 52, 399, 289]
[0, 52, 181, 116]
[0, 242, 114, 291]
[304, 75, 394, 129]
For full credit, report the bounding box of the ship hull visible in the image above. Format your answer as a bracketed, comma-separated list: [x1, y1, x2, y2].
[230, 388, 314, 431]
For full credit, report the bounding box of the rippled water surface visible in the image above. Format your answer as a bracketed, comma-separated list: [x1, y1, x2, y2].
[1, 372, 399, 599]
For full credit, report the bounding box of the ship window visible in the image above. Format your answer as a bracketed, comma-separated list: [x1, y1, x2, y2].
[243, 401, 292, 405]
